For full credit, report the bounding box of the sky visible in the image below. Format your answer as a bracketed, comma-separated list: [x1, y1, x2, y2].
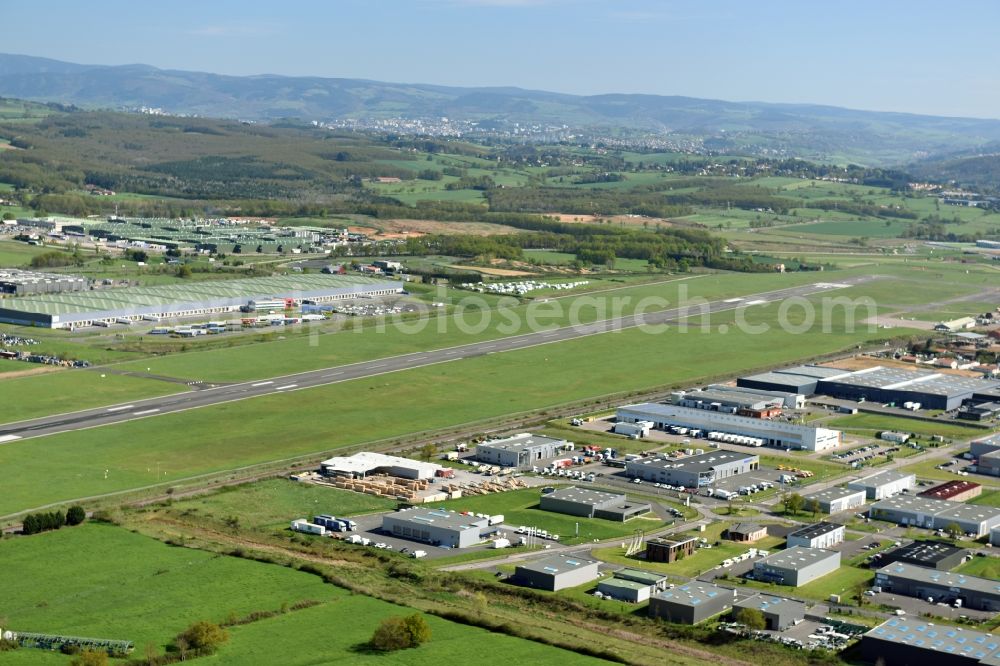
[4, 0, 1000, 118]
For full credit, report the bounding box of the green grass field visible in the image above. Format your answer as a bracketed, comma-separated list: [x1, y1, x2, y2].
[159, 478, 398, 530]
[592, 521, 785, 578]
[0, 289, 892, 517]
[953, 554, 1000, 578]
[0, 283, 897, 516]
[825, 413, 989, 440]
[427, 486, 665, 545]
[739, 564, 874, 604]
[0, 370, 185, 425]
[0, 523, 607, 665]
[0, 240, 75, 266]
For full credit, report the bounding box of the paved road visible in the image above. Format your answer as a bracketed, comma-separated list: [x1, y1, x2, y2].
[0, 277, 875, 443]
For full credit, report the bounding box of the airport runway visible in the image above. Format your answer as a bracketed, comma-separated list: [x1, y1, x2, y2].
[0, 277, 875, 443]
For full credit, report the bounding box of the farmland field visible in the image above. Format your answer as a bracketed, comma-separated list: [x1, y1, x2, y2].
[0, 523, 609, 665]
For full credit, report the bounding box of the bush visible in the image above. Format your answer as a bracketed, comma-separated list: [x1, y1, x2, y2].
[66, 505, 86, 526]
[174, 620, 228, 654]
[70, 649, 108, 666]
[22, 509, 66, 535]
[370, 613, 431, 651]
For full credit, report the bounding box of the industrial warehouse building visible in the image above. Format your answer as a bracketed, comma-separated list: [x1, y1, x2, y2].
[738, 365, 848, 395]
[645, 536, 698, 563]
[671, 387, 786, 418]
[979, 450, 1000, 477]
[869, 496, 1000, 537]
[648, 582, 736, 624]
[616, 403, 841, 451]
[753, 547, 841, 587]
[539, 487, 650, 521]
[382, 508, 491, 549]
[970, 435, 1000, 460]
[625, 450, 759, 488]
[0, 269, 88, 296]
[732, 594, 806, 631]
[878, 541, 967, 571]
[319, 452, 442, 480]
[874, 563, 1000, 611]
[475, 433, 568, 468]
[992, 527, 1000, 547]
[786, 522, 845, 549]
[699, 383, 806, 409]
[739, 364, 1000, 411]
[514, 555, 600, 591]
[849, 470, 916, 500]
[0, 274, 403, 328]
[597, 569, 669, 603]
[971, 436, 1000, 477]
[919, 480, 983, 503]
[804, 486, 867, 514]
[862, 618, 1000, 666]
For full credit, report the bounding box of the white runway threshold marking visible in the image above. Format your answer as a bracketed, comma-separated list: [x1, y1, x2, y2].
[132, 409, 160, 416]
[251, 381, 273, 387]
[723, 297, 744, 303]
[0, 434, 21, 443]
[275, 384, 298, 391]
[106, 405, 134, 412]
[744, 299, 768, 306]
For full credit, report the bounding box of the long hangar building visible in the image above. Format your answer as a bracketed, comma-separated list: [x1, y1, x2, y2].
[739, 364, 1000, 411]
[616, 403, 841, 451]
[0, 274, 403, 329]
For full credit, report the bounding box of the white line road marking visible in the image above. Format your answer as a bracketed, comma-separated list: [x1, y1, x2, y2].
[0, 434, 21, 443]
[723, 297, 744, 303]
[251, 381, 273, 387]
[132, 409, 160, 416]
[744, 299, 768, 306]
[275, 384, 298, 391]
[106, 405, 134, 412]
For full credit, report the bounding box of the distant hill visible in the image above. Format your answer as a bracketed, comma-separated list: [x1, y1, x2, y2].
[906, 148, 1000, 191]
[4, 53, 1000, 165]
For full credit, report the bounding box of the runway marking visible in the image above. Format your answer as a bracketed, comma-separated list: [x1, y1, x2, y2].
[275, 384, 298, 391]
[132, 409, 160, 416]
[744, 299, 768, 306]
[251, 381, 273, 387]
[0, 434, 21, 443]
[723, 297, 744, 303]
[106, 405, 134, 412]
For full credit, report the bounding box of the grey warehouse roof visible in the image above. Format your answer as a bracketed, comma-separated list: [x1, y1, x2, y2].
[388, 508, 487, 531]
[865, 618, 1000, 662]
[734, 594, 805, 613]
[518, 555, 597, 576]
[478, 433, 566, 452]
[631, 450, 756, 474]
[544, 486, 625, 505]
[877, 562, 1000, 597]
[757, 546, 839, 570]
[822, 365, 999, 398]
[850, 470, 915, 489]
[787, 522, 843, 541]
[0, 274, 400, 323]
[872, 495, 1000, 524]
[805, 486, 866, 502]
[652, 582, 734, 608]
